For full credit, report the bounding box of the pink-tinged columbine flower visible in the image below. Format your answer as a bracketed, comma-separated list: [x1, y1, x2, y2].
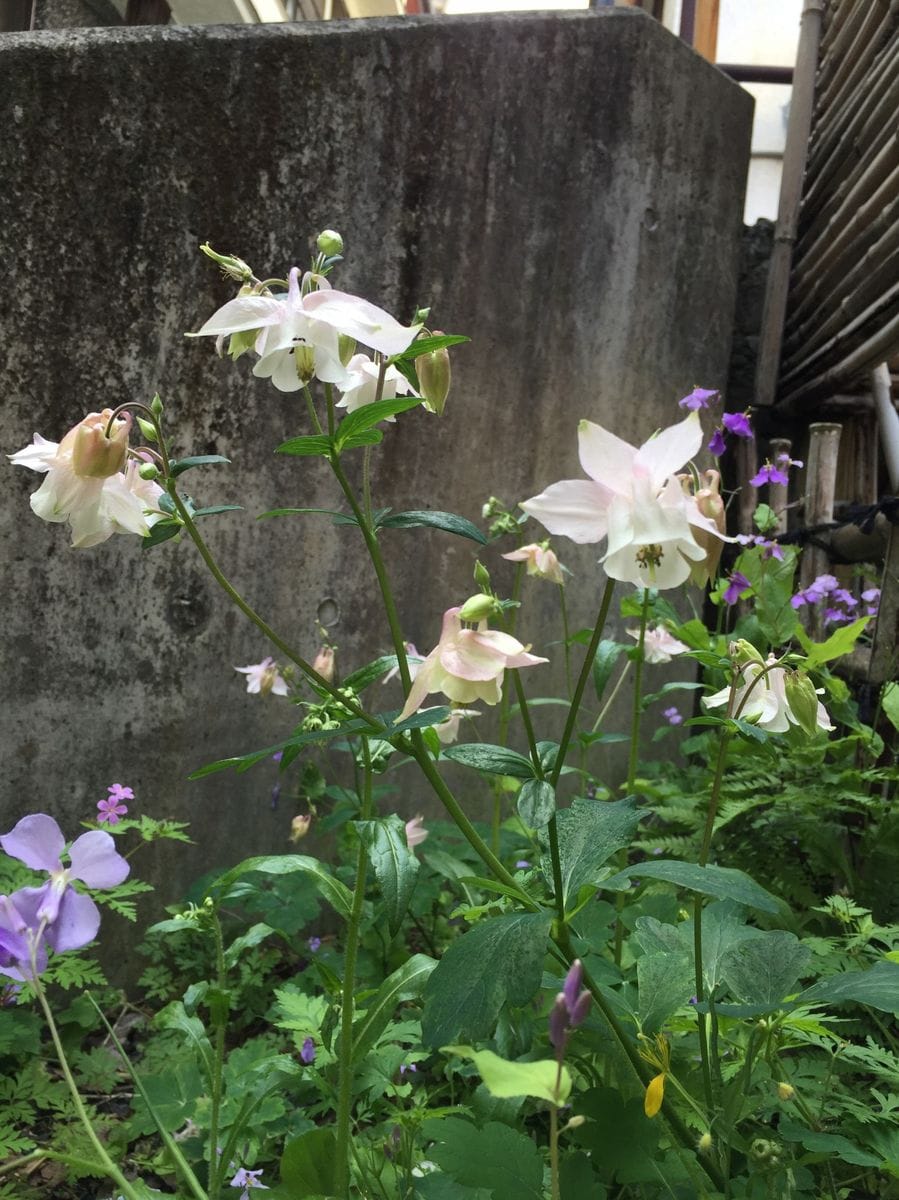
[397, 608, 547, 721]
[404, 815, 429, 848]
[0, 815, 129, 965]
[235, 657, 288, 697]
[312, 646, 335, 683]
[383, 643, 424, 686]
[628, 624, 689, 664]
[750, 460, 789, 488]
[722, 571, 752, 606]
[502, 543, 565, 585]
[678, 387, 719, 411]
[722, 411, 753, 439]
[9, 415, 164, 549]
[230, 1166, 269, 1193]
[192, 267, 421, 393]
[704, 657, 834, 735]
[520, 412, 726, 589]
[97, 783, 133, 825]
[435, 707, 480, 745]
[335, 353, 418, 416]
[663, 706, 683, 725]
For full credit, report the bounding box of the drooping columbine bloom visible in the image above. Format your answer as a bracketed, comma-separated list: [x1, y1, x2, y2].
[397, 607, 547, 721]
[627, 624, 688, 664]
[0, 814, 129, 958]
[191, 267, 421, 393]
[9, 414, 165, 549]
[521, 412, 726, 589]
[335, 353, 418, 416]
[404, 815, 429, 849]
[312, 646, 335, 683]
[501, 543, 565, 585]
[704, 656, 834, 735]
[235, 657, 288, 697]
[289, 814, 312, 843]
[434, 707, 480, 745]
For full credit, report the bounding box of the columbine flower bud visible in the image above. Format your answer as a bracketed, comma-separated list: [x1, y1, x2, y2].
[569, 989, 591, 1028]
[689, 469, 727, 585]
[458, 593, 498, 623]
[561, 1115, 585, 1133]
[137, 416, 158, 442]
[289, 814, 312, 843]
[138, 462, 160, 481]
[473, 561, 492, 592]
[777, 1081, 795, 1102]
[417, 335, 451, 417]
[199, 242, 253, 282]
[729, 639, 765, 667]
[784, 671, 820, 737]
[316, 229, 344, 256]
[69, 410, 131, 478]
[313, 646, 335, 683]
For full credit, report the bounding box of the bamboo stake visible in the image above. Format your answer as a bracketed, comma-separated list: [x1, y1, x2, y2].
[800, 423, 842, 638]
[781, 283, 899, 389]
[769, 437, 792, 533]
[818, 0, 851, 56]
[779, 310, 899, 412]
[814, 0, 869, 94]
[800, 126, 898, 236]
[754, 0, 826, 408]
[814, 2, 891, 122]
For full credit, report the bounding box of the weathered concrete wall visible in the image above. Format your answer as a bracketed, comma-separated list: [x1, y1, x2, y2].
[0, 13, 752, 970]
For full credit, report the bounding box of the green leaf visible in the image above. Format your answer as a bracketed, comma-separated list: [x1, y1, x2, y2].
[257, 505, 356, 522]
[548, 797, 642, 908]
[721, 930, 812, 1008]
[357, 816, 420, 938]
[443, 1045, 571, 1105]
[443, 743, 535, 779]
[569, 1087, 661, 1179]
[636, 950, 694, 1033]
[343, 655, 404, 692]
[275, 434, 334, 458]
[339, 428, 383, 450]
[391, 332, 469, 362]
[421, 912, 552, 1047]
[223, 922, 275, 970]
[352, 954, 437, 1063]
[602, 859, 783, 914]
[883, 682, 899, 734]
[279, 1127, 337, 1197]
[797, 959, 899, 1013]
[415, 1176, 492, 1200]
[334, 397, 421, 446]
[799, 616, 871, 671]
[207, 855, 353, 920]
[422, 1117, 543, 1200]
[592, 640, 624, 703]
[192, 504, 243, 517]
[168, 454, 231, 476]
[390, 705, 452, 734]
[517, 779, 556, 829]
[778, 1119, 882, 1167]
[141, 519, 181, 549]
[189, 718, 378, 778]
[379, 510, 488, 545]
[733, 544, 800, 647]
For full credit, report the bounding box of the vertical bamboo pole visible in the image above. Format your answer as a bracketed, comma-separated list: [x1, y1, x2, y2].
[769, 437, 792, 533]
[755, 0, 826, 408]
[800, 422, 842, 638]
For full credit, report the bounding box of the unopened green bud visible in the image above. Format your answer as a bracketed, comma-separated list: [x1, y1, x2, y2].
[138, 462, 159, 481]
[459, 593, 497, 623]
[316, 229, 344, 256]
[200, 243, 253, 282]
[784, 671, 819, 737]
[417, 336, 451, 416]
[338, 334, 356, 367]
[413, 306, 431, 325]
[473, 561, 492, 591]
[150, 393, 164, 417]
[729, 638, 764, 667]
[137, 416, 158, 443]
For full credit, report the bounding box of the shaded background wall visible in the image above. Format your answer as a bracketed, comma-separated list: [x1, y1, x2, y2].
[0, 12, 752, 969]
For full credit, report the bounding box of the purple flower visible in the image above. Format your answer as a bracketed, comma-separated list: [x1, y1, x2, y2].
[230, 1166, 268, 1193]
[862, 587, 880, 604]
[750, 461, 789, 487]
[271, 751, 284, 763]
[824, 608, 851, 625]
[307, 935, 321, 953]
[832, 588, 857, 609]
[0, 815, 129, 965]
[679, 387, 719, 411]
[652, 847, 664, 855]
[0, 894, 47, 981]
[722, 571, 752, 606]
[399, 1062, 418, 1075]
[300, 1036, 316, 1065]
[515, 860, 531, 870]
[663, 706, 683, 726]
[708, 428, 727, 457]
[776, 453, 803, 470]
[759, 539, 784, 561]
[97, 783, 132, 825]
[722, 411, 753, 439]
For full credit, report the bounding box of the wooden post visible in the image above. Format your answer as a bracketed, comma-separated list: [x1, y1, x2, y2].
[801, 422, 842, 638]
[768, 437, 792, 533]
[693, 0, 719, 62]
[868, 525, 899, 685]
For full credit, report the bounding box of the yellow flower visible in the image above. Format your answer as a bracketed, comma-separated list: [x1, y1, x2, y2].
[644, 1072, 666, 1118]
[639, 1032, 672, 1119]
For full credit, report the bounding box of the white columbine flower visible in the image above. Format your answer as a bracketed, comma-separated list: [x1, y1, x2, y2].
[704, 655, 834, 734]
[235, 657, 289, 697]
[521, 412, 726, 589]
[336, 353, 418, 416]
[628, 625, 689, 664]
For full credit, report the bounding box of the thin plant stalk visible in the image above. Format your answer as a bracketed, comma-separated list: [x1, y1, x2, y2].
[558, 583, 573, 697]
[626, 587, 650, 793]
[206, 913, 228, 1199]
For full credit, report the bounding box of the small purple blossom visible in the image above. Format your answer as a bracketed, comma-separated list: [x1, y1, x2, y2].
[722, 571, 752, 606]
[823, 608, 851, 624]
[307, 936, 322, 953]
[97, 783, 132, 825]
[679, 387, 719, 411]
[515, 860, 531, 870]
[750, 461, 789, 487]
[230, 1166, 268, 1193]
[832, 588, 857, 609]
[550, 960, 592, 1049]
[722, 411, 753, 438]
[271, 751, 283, 763]
[663, 706, 683, 726]
[652, 847, 664, 856]
[399, 1062, 418, 1075]
[300, 1036, 316, 1065]
[708, 428, 727, 457]
[776, 453, 804, 470]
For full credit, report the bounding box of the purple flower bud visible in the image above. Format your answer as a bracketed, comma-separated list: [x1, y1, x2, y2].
[569, 989, 592, 1028]
[722, 411, 752, 439]
[562, 960, 584, 1014]
[549, 994, 569, 1049]
[708, 428, 727, 457]
[300, 1036, 316, 1065]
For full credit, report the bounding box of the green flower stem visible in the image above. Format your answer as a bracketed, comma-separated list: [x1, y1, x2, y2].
[303, 383, 324, 435]
[549, 1104, 561, 1200]
[549, 578, 616, 788]
[626, 588, 650, 794]
[29, 947, 145, 1200]
[206, 913, 227, 1199]
[165, 486, 376, 730]
[558, 583, 573, 697]
[335, 737, 374, 1198]
[493, 560, 526, 854]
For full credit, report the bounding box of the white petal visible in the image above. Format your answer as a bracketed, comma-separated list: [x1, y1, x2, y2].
[194, 295, 287, 337]
[577, 420, 636, 491]
[8, 434, 59, 473]
[634, 412, 702, 489]
[521, 480, 612, 544]
[301, 290, 420, 356]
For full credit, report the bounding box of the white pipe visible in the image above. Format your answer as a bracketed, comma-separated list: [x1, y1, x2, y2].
[871, 362, 899, 492]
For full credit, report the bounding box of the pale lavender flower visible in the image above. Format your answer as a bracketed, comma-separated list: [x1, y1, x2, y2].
[235, 657, 288, 698]
[515, 860, 531, 870]
[307, 935, 322, 953]
[708, 428, 727, 457]
[678, 387, 719, 411]
[750, 461, 789, 487]
[663, 706, 683, 726]
[722, 411, 752, 438]
[300, 1037, 316, 1065]
[230, 1166, 268, 1193]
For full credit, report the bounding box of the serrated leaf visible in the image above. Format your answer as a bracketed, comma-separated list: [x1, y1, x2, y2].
[378, 510, 488, 544]
[207, 855, 353, 920]
[778, 1119, 881, 1167]
[547, 797, 642, 908]
[517, 779, 556, 829]
[352, 954, 437, 1062]
[443, 1045, 571, 1104]
[442, 743, 535, 779]
[168, 454, 231, 476]
[357, 816, 420, 937]
[602, 860, 782, 914]
[275, 433, 334, 458]
[334, 397, 421, 446]
[421, 913, 552, 1047]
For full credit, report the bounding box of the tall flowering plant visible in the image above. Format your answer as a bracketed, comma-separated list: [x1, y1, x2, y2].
[4, 231, 895, 1200]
